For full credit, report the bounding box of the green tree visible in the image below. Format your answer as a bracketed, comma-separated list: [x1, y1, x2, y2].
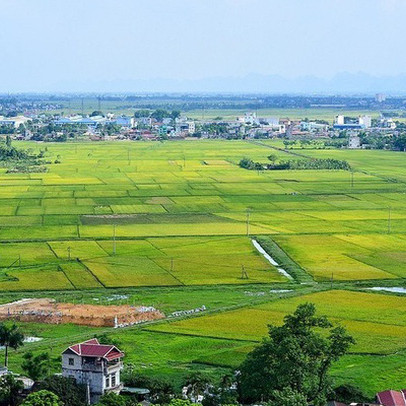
[151, 109, 169, 122]
[22, 351, 50, 382]
[169, 399, 194, 406]
[22, 390, 61, 406]
[134, 109, 151, 118]
[238, 303, 354, 406]
[97, 392, 127, 406]
[170, 110, 181, 120]
[5, 135, 12, 148]
[40, 375, 87, 406]
[123, 372, 174, 404]
[267, 154, 277, 164]
[333, 383, 371, 404]
[202, 373, 237, 406]
[184, 371, 212, 401]
[394, 134, 406, 151]
[0, 323, 24, 367]
[264, 387, 307, 406]
[90, 111, 104, 117]
[0, 374, 24, 406]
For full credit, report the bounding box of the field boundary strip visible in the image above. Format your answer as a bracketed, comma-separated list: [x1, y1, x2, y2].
[77, 259, 107, 288]
[57, 264, 77, 289]
[150, 258, 186, 286]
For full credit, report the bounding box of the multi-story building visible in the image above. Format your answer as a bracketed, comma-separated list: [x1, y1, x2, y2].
[62, 338, 124, 404]
[335, 115, 345, 125]
[358, 115, 371, 128]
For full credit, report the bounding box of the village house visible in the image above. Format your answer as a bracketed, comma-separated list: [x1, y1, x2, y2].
[348, 134, 361, 149]
[62, 338, 124, 404]
[376, 389, 406, 406]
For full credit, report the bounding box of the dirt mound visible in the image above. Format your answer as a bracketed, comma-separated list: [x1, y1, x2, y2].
[0, 298, 165, 327]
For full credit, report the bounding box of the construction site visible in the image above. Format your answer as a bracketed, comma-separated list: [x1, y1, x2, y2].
[0, 298, 165, 327]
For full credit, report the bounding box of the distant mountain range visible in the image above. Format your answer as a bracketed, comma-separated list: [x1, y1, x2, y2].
[52, 72, 406, 95]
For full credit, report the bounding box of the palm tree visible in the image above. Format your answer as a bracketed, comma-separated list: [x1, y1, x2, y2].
[0, 323, 24, 367]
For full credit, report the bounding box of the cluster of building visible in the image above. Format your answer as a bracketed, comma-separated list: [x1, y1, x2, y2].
[0, 109, 401, 145]
[0, 115, 32, 128]
[52, 114, 196, 140]
[54, 114, 135, 128]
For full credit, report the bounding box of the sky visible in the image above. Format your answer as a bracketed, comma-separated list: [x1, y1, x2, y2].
[1, 0, 406, 92]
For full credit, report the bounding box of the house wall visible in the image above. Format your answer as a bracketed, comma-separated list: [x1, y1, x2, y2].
[62, 353, 122, 401]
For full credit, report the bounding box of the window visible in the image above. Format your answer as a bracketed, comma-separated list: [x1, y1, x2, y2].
[111, 373, 116, 387]
[105, 376, 110, 388]
[68, 358, 74, 366]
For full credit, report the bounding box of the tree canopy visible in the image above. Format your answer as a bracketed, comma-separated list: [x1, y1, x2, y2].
[22, 351, 50, 382]
[22, 390, 61, 406]
[238, 303, 354, 406]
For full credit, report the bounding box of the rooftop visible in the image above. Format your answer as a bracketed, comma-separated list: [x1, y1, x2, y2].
[64, 338, 124, 361]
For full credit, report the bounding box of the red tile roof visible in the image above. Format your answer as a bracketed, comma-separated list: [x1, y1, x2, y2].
[64, 338, 124, 360]
[377, 390, 406, 406]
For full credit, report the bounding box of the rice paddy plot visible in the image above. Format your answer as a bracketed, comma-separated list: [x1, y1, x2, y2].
[273, 234, 398, 281]
[148, 290, 406, 354]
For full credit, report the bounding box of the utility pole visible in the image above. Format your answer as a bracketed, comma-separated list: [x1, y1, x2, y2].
[388, 206, 391, 234]
[351, 170, 354, 188]
[246, 209, 250, 236]
[18, 254, 21, 267]
[241, 265, 248, 279]
[113, 224, 116, 255]
[170, 258, 174, 272]
[67, 246, 71, 261]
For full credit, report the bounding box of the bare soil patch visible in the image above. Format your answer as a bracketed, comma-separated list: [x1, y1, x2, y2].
[0, 298, 165, 327]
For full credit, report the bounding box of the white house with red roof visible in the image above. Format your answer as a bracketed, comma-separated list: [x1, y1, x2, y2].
[62, 338, 124, 403]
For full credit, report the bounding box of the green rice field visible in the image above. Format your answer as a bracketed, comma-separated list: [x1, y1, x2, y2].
[2, 139, 406, 395]
[2, 140, 406, 287]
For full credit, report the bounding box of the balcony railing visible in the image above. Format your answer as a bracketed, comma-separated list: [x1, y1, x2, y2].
[107, 361, 123, 370]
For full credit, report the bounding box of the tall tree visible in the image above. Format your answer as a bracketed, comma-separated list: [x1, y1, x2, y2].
[0, 323, 24, 367]
[238, 303, 354, 406]
[22, 351, 50, 382]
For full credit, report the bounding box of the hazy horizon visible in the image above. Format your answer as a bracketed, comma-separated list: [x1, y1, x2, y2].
[2, 0, 406, 93]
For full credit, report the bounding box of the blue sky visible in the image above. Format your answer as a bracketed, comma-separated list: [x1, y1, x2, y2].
[1, 0, 405, 92]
